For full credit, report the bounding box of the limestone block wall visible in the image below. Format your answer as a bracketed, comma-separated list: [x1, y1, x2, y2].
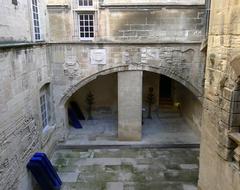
[198, 0, 240, 189]
[173, 81, 202, 131]
[0, 45, 57, 190]
[48, 43, 205, 140]
[47, 0, 73, 42]
[49, 43, 204, 106]
[47, 0, 206, 43]
[103, 0, 205, 5]
[0, 0, 48, 43]
[103, 8, 205, 43]
[70, 73, 118, 117]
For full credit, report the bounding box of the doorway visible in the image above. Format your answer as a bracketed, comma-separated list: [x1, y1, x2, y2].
[159, 75, 172, 99]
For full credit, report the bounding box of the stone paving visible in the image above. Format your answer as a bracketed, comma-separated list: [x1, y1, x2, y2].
[52, 109, 200, 189]
[51, 148, 199, 190]
[63, 110, 200, 146]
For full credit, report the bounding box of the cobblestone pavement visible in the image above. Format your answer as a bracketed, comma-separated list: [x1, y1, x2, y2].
[51, 148, 199, 190]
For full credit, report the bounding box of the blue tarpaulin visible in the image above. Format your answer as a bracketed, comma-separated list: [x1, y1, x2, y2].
[27, 152, 62, 190]
[68, 108, 83, 128]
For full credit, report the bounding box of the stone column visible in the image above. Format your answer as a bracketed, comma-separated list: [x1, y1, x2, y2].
[118, 71, 142, 141]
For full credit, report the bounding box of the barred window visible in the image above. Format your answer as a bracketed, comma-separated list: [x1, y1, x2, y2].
[79, 14, 94, 40]
[32, 0, 41, 40]
[79, 0, 93, 6]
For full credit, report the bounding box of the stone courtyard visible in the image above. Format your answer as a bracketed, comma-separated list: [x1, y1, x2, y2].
[49, 109, 200, 190]
[51, 148, 199, 190]
[61, 109, 200, 146]
[1, 0, 240, 190]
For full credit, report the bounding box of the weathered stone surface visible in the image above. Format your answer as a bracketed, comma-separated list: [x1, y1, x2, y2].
[54, 44, 204, 106]
[58, 172, 79, 183]
[0, 0, 48, 43]
[51, 148, 199, 190]
[0, 0, 207, 189]
[106, 182, 124, 190]
[199, 1, 240, 190]
[118, 71, 143, 141]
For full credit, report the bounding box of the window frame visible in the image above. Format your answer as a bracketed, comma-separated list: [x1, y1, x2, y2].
[40, 91, 49, 128]
[31, 0, 42, 41]
[78, 13, 95, 40]
[78, 0, 93, 7]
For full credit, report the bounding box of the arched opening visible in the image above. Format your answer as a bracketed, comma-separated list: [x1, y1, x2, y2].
[66, 73, 118, 141]
[64, 70, 201, 144]
[142, 71, 201, 144]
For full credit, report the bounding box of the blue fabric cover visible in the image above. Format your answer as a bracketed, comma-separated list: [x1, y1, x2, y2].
[68, 108, 83, 128]
[27, 152, 62, 190]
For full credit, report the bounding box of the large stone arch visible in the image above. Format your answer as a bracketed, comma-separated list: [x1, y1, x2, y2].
[59, 64, 202, 106]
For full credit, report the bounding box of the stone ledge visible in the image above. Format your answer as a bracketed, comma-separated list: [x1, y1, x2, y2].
[100, 4, 205, 9]
[229, 132, 240, 169]
[48, 41, 203, 45]
[229, 133, 240, 145]
[0, 42, 46, 49]
[47, 4, 70, 10]
[0, 41, 203, 48]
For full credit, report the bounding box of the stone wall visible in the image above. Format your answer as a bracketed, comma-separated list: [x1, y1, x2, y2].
[103, 0, 205, 5]
[50, 43, 204, 107]
[173, 81, 202, 131]
[104, 8, 205, 43]
[47, 0, 206, 43]
[199, 0, 240, 189]
[0, 0, 48, 43]
[70, 73, 118, 117]
[0, 45, 58, 190]
[0, 0, 208, 189]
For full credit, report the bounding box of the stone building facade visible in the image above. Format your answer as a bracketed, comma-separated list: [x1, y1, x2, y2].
[2, 0, 240, 190]
[198, 0, 240, 190]
[0, 1, 52, 189]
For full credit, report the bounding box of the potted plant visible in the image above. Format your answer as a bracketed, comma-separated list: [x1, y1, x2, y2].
[86, 91, 94, 120]
[146, 87, 155, 119]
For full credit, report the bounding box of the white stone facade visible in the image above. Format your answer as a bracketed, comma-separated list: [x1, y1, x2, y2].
[0, 0, 210, 189]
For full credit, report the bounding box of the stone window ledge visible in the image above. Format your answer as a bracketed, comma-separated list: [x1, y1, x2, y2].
[229, 133, 240, 169]
[41, 124, 56, 147]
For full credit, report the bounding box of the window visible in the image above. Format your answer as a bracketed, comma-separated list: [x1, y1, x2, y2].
[79, 0, 93, 6]
[78, 13, 94, 40]
[12, 0, 18, 6]
[32, 0, 41, 40]
[40, 92, 48, 128]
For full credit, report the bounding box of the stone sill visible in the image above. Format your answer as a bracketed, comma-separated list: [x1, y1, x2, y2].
[229, 133, 240, 145]
[47, 4, 70, 9]
[41, 124, 56, 148]
[0, 41, 202, 48]
[49, 41, 203, 45]
[0, 41, 47, 49]
[73, 7, 98, 11]
[100, 4, 205, 9]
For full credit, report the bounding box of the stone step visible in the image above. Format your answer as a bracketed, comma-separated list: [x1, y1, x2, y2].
[124, 181, 197, 190]
[158, 112, 181, 118]
[56, 144, 200, 150]
[164, 169, 199, 182]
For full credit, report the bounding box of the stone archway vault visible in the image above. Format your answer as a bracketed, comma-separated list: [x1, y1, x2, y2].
[59, 64, 203, 141]
[60, 64, 202, 106]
